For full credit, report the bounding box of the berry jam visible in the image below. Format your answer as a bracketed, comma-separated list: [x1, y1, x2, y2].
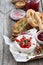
[24, 0, 40, 11]
[38, 32, 43, 41]
[20, 42, 31, 48]
[16, 36, 32, 48]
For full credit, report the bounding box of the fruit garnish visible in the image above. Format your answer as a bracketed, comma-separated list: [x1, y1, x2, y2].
[16, 36, 32, 48]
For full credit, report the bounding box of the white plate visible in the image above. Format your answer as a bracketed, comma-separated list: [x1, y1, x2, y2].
[9, 45, 35, 62]
[3, 28, 37, 62]
[10, 9, 26, 20]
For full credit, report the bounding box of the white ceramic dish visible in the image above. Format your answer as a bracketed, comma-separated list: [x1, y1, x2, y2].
[36, 30, 43, 44]
[10, 9, 26, 20]
[13, 34, 36, 53]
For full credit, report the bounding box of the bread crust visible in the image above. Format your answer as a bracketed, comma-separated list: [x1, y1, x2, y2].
[13, 17, 28, 33]
[15, 1, 25, 8]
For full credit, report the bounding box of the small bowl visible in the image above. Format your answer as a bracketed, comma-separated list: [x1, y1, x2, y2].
[10, 9, 26, 20]
[36, 30, 43, 44]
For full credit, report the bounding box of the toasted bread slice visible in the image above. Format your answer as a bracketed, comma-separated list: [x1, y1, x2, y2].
[13, 17, 28, 33]
[12, 0, 26, 4]
[15, 1, 25, 8]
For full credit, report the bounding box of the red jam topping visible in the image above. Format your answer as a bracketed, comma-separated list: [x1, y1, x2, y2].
[16, 36, 32, 48]
[23, 0, 40, 11]
[38, 32, 43, 41]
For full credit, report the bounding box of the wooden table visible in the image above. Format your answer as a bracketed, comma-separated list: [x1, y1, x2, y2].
[0, 0, 43, 65]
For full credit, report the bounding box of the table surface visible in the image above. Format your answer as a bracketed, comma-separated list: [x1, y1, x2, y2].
[0, 0, 43, 65]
